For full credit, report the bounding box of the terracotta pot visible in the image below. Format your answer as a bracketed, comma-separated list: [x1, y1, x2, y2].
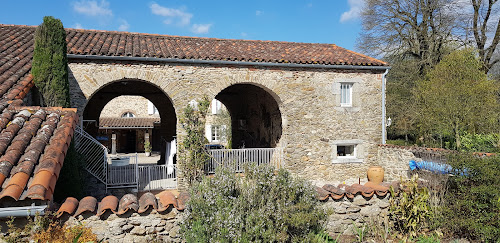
[367, 166, 384, 184]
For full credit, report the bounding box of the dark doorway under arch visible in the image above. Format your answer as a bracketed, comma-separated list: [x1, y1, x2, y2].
[215, 84, 282, 148]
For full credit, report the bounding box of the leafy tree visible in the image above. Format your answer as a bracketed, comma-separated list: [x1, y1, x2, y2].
[31, 16, 70, 107]
[386, 57, 422, 143]
[415, 48, 499, 148]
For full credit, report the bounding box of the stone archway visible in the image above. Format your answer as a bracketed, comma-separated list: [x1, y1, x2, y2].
[82, 79, 176, 161]
[215, 83, 282, 149]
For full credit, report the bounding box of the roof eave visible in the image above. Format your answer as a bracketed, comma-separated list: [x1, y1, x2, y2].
[67, 54, 391, 71]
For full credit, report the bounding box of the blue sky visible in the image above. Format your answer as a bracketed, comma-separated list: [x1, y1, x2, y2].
[0, 0, 365, 51]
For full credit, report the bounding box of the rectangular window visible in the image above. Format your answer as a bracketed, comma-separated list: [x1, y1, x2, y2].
[337, 145, 355, 157]
[211, 99, 222, 114]
[340, 83, 352, 107]
[211, 125, 221, 142]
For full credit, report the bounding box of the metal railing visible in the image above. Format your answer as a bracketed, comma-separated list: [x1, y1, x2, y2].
[138, 164, 177, 191]
[74, 126, 108, 184]
[107, 154, 139, 190]
[205, 148, 283, 174]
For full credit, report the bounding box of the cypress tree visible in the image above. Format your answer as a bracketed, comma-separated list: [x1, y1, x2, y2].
[31, 16, 70, 107]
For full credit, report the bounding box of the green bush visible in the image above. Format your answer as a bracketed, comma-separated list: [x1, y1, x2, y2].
[181, 164, 326, 242]
[442, 152, 500, 241]
[459, 132, 500, 153]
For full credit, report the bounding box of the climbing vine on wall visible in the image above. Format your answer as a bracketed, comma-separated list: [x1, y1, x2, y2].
[179, 97, 210, 185]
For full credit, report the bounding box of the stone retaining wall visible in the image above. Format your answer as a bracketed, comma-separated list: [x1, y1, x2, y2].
[63, 209, 185, 243]
[322, 193, 390, 235]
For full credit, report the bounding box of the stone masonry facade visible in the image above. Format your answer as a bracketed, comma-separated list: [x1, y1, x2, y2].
[68, 61, 385, 187]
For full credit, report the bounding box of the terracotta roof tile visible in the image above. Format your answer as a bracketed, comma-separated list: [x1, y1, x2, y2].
[176, 191, 189, 211]
[0, 107, 78, 202]
[138, 192, 157, 213]
[74, 196, 97, 217]
[56, 197, 78, 218]
[97, 195, 118, 216]
[116, 193, 139, 215]
[0, 24, 387, 106]
[99, 117, 160, 129]
[157, 191, 177, 212]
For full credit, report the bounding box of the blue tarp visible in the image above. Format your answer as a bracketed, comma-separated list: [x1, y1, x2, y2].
[409, 160, 468, 176]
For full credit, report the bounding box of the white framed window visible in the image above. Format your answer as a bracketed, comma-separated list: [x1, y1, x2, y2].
[148, 101, 159, 115]
[340, 83, 352, 107]
[332, 139, 363, 163]
[337, 145, 355, 158]
[121, 112, 135, 118]
[211, 99, 222, 114]
[211, 125, 221, 142]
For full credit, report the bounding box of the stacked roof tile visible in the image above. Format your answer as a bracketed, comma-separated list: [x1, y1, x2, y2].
[315, 181, 396, 201]
[99, 117, 160, 129]
[0, 103, 78, 203]
[56, 190, 189, 218]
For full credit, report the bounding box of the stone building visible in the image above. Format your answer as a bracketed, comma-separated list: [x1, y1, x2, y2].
[1, 24, 390, 189]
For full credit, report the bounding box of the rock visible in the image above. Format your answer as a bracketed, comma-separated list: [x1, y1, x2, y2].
[377, 201, 390, 209]
[169, 225, 180, 238]
[109, 218, 127, 228]
[360, 206, 381, 217]
[353, 196, 371, 206]
[130, 226, 146, 236]
[122, 224, 134, 232]
[164, 221, 174, 232]
[346, 206, 361, 213]
[157, 220, 167, 227]
[146, 226, 155, 234]
[129, 218, 142, 226]
[155, 226, 165, 232]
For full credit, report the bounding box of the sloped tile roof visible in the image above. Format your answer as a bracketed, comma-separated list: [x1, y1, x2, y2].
[0, 104, 78, 203]
[99, 117, 160, 129]
[0, 25, 387, 105]
[56, 190, 189, 218]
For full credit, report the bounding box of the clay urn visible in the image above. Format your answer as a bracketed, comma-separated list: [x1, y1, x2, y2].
[367, 165, 384, 184]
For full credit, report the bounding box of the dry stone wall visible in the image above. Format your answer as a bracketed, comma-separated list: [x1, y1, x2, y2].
[68, 61, 385, 187]
[63, 209, 185, 243]
[100, 95, 159, 118]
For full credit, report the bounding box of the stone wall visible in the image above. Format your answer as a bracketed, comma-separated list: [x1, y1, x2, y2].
[68, 60, 386, 188]
[100, 95, 159, 118]
[377, 145, 416, 182]
[322, 194, 390, 235]
[63, 209, 184, 243]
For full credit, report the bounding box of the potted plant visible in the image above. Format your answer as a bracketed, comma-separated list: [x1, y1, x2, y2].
[144, 140, 152, 157]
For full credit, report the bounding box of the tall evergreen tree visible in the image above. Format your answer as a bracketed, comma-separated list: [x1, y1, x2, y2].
[32, 16, 70, 107]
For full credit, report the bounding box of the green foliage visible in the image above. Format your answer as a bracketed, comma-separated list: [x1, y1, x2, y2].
[53, 142, 84, 202]
[32, 16, 71, 107]
[442, 152, 500, 241]
[311, 230, 339, 243]
[352, 223, 368, 242]
[415, 48, 500, 149]
[415, 234, 440, 243]
[389, 175, 432, 239]
[459, 132, 500, 153]
[179, 97, 210, 185]
[144, 140, 152, 153]
[181, 164, 326, 242]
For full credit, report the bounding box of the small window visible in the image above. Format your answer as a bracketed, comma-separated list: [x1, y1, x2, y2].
[122, 112, 135, 118]
[211, 125, 221, 142]
[340, 83, 352, 107]
[337, 145, 355, 157]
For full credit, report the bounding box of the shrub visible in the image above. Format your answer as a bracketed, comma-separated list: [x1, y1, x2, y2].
[389, 174, 432, 239]
[441, 152, 500, 241]
[181, 164, 326, 242]
[459, 132, 500, 153]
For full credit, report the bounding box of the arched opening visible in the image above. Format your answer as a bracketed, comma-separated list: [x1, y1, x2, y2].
[215, 83, 282, 148]
[82, 79, 176, 163]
